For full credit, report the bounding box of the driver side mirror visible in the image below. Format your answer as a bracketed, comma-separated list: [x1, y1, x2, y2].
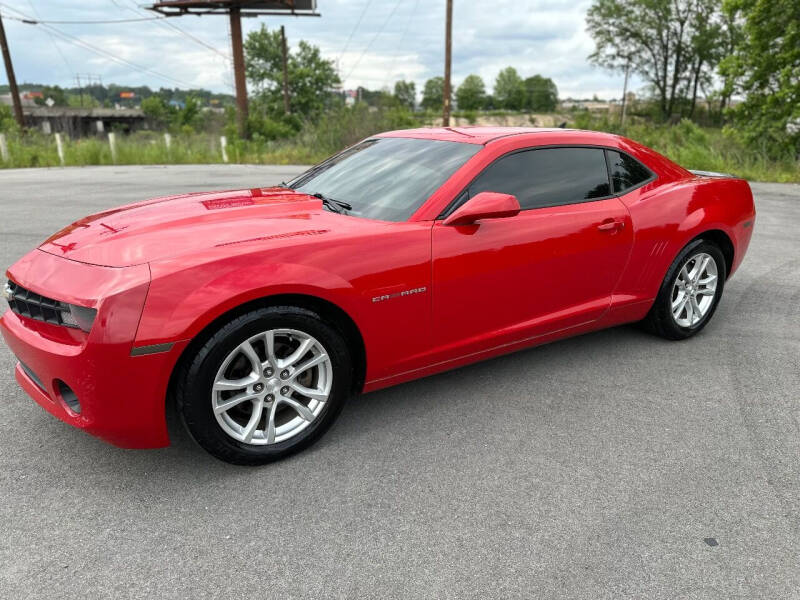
[443, 191, 521, 226]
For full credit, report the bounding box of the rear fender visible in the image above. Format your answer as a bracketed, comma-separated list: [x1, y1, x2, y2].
[617, 177, 754, 302]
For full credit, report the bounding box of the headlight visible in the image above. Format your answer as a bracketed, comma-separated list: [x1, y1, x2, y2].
[58, 303, 97, 332]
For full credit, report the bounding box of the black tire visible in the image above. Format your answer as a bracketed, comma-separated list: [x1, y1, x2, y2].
[642, 238, 727, 340]
[176, 306, 353, 465]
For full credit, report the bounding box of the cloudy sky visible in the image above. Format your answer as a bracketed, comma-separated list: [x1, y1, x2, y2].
[0, 0, 641, 100]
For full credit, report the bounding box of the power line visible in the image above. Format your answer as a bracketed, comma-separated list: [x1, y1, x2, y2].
[116, 0, 233, 92]
[336, 0, 374, 65]
[344, 0, 403, 83]
[120, 0, 230, 60]
[25, 0, 75, 81]
[114, 0, 234, 94]
[3, 14, 166, 25]
[0, 3, 195, 87]
[382, 0, 420, 88]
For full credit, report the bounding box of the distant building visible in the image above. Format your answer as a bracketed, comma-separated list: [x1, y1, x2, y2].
[21, 107, 147, 137]
[0, 93, 37, 107]
[343, 90, 358, 106]
[560, 99, 611, 111]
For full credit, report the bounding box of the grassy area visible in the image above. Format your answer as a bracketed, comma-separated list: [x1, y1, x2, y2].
[0, 107, 797, 182]
[0, 130, 326, 169]
[571, 113, 799, 183]
[0, 105, 415, 169]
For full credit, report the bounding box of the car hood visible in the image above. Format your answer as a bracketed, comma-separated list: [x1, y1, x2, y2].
[38, 187, 340, 267]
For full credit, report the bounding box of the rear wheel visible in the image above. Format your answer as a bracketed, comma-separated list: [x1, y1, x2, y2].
[176, 306, 352, 465]
[643, 239, 726, 340]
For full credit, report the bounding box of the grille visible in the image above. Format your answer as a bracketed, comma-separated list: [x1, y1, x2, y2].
[5, 280, 71, 327]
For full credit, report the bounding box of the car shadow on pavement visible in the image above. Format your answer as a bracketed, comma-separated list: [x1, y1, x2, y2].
[19, 322, 670, 482]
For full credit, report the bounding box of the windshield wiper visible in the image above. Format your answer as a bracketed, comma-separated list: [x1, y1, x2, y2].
[312, 192, 352, 214]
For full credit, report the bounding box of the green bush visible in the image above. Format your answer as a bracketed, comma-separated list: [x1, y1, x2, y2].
[0, 104, 18, 133]
[294, 104, 418, 156]
[247, 113, 299, 141]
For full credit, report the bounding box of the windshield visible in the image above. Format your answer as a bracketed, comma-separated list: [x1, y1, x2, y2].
[288, 137, 481, 221]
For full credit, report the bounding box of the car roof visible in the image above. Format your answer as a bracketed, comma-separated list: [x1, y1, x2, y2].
[377, 126, 625, 146]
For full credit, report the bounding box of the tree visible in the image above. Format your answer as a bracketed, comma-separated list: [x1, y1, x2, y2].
[245, 25, 340, 118]
[421, 76, 445, 111]
[456, 74, 486, 111]
[33, 86, 67, 107]
[141, 96, 171, 125]
[172, 96, 204, 132]
[355, 87, 398, 109]
[494, 67, 526, 110]
[720, 0, 799, 153]
[524, 75, 558, 111]
[393, 80, 416, 110]
[710, 9, 744, 121]
[587, 0, 697, 120]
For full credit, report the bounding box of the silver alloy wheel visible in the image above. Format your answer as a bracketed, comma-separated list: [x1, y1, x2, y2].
[671, 252, 718, 328]
[211, 328, 333, 445]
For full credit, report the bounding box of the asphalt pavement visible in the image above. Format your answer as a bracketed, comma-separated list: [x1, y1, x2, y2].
[1, 165, 798, 599]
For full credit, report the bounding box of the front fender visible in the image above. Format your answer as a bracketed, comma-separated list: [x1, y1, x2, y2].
[135, 256, 361, 346]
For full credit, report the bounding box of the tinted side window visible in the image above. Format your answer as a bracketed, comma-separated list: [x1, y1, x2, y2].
[467, 147, 610, 210]
[606, 150, 652, 193]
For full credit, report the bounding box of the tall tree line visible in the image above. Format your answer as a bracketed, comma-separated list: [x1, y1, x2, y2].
[419, 70, 558, 112]
[587, 0, 799, 153]
[587, 0, 740, 121]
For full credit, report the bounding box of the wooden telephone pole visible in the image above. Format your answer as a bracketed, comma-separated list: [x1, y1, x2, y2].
[228, 7, 249, 138]
[0, 12, 24, 128]
[442, 0, 453, 127]
[149, 2, 320, 139]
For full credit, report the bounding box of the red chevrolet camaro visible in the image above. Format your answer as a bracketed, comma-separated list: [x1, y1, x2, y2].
[1, 127, 755, 464]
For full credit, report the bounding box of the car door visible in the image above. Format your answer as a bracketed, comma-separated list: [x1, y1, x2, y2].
[431, 146, 634, 358]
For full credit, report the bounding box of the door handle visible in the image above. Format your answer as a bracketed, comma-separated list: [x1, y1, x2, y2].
[597, 218, 624, 232]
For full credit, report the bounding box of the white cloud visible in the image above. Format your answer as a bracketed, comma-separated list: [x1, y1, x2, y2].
[0, 0, 643, 99]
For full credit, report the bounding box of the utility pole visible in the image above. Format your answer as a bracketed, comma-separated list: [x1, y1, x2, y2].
[229, 6, 249, 138]
[0, 12, 24, 129]
[148, 2, 319, 140]
[620, 59, 630, 128]
[281, 25, 290, 114]
[442, 0, 453, 127]
[76, 75, 84, 108]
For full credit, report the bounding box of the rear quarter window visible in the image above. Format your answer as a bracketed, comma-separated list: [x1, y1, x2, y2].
[606, 150, 653, 193]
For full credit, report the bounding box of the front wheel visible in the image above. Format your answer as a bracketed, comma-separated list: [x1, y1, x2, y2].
[642, 239, 726, 340]
[176, 306, 353, 465]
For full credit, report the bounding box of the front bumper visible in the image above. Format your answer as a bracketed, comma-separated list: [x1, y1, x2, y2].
[1, 250, 184, 449]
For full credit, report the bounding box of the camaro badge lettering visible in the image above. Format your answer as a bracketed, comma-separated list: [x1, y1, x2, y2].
[372, 287, 427, 303]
